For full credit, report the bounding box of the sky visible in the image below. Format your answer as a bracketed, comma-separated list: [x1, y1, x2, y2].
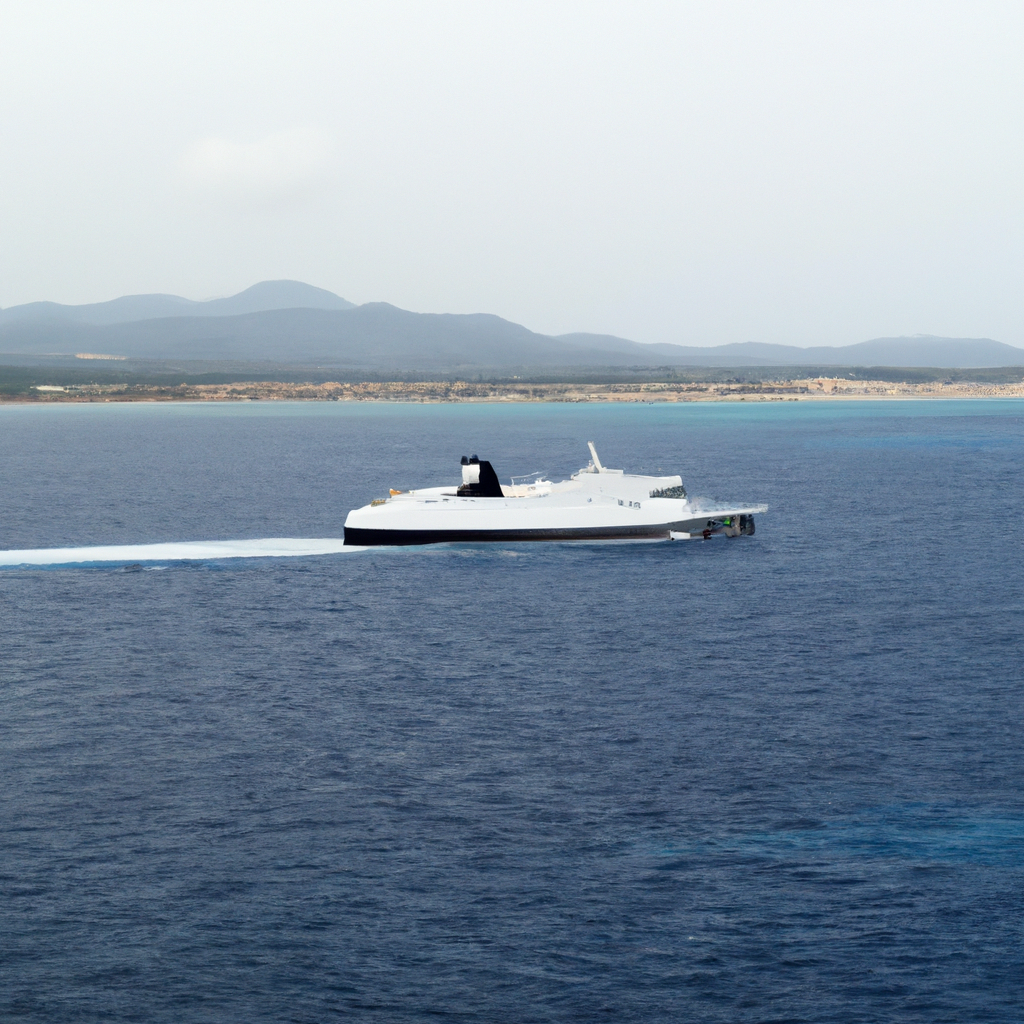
[1, 1, 1022, 346]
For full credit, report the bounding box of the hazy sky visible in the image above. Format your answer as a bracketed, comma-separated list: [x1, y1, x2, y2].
[1, 1, 1022, 346]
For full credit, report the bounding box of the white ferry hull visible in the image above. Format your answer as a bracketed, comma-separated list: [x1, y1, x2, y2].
[344, 500, 762, 545]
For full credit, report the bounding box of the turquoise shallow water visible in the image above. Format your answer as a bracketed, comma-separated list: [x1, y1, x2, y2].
[1, 400, 1022, 1021]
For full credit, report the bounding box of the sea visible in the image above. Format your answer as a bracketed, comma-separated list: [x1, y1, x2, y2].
[1, 399, 1022, 1023]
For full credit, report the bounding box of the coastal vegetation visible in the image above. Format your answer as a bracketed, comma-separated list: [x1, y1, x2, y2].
[4, 371, 1023, 403]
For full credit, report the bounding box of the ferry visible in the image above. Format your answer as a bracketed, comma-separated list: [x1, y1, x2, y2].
[343, 444, 766, 546]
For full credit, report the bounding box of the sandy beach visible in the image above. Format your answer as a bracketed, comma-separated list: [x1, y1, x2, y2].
[6, 377, 1024, 404]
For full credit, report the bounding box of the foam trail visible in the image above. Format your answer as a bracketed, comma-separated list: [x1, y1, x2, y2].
[0, 538, 360, 567]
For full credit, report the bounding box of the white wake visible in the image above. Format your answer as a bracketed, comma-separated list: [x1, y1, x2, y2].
[0, 538, 361, 567]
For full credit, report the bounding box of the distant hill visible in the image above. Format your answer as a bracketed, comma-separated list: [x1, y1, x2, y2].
[605, 336, 1024, 368]
[0, 304, 613, 366]
[2, 283, 1022, 368]
[0, 280, 355, 327]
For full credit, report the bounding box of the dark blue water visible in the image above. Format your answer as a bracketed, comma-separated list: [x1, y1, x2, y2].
[2, 400, 1022, 1022]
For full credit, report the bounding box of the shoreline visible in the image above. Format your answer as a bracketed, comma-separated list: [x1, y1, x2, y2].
[4, 378, 1024, 404]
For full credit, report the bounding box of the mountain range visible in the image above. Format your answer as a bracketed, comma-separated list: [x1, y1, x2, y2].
[0, 280, 354, 327]
[2, 281, 1021, 369]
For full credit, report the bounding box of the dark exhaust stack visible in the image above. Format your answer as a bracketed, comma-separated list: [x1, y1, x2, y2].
[458, 455, 504, 497]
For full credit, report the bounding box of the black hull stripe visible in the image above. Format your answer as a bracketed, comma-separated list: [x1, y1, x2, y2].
[344, 524, 681, 546]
